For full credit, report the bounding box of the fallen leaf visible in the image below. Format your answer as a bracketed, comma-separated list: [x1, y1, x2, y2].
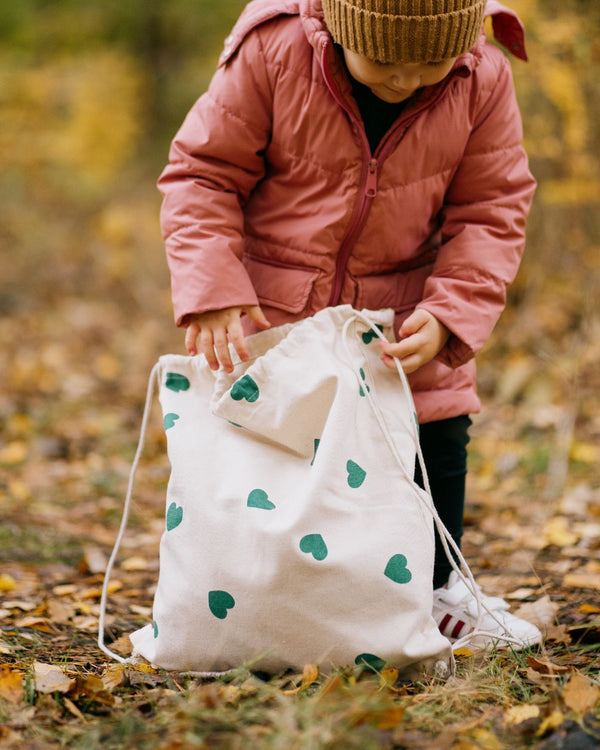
[563, 572, 600, 590]
[69, 675, 115, 706]
[46, 598, 76, 624]
[2, 600, 36, 611]
[121, 556, 148, 571]
[282, 663, 319, 695]
[543, 623, 572, 645]
[578, 603, 600, 614]
[562, 671, 600, 714]
[505, 703, 541, 725]
[0, 574, 17, 593]
[379, 666, 400, 690]
[101, 664, 127, 692]
[506, 587, 537, 601]
[0, 441, 28, 465]
[513, 595, 560, 629]
[527, 655, 571, 675]
[536, 709, 565, 736]
[63, 696, 86, 720]
[14, 616, 54, 632]
[0, 665, 25, 704]
[81, 580, 122, 599]
[52, 584, 78, 597]
[80, 546, 108, 575]
[570, 441, 598, 464]
[543, 517, 580, 547]
[34, 662, 75, 694]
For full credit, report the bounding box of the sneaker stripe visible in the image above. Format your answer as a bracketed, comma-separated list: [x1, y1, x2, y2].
[439, 614, 453, 634]
[451, 619, 469, 640]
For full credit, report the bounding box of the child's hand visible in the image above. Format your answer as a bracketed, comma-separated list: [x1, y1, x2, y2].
[184, 305, 271, 373]
[379, 309, 450, 374]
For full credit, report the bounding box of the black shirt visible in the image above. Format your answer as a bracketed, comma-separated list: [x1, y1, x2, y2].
[350, 77, 406, 155]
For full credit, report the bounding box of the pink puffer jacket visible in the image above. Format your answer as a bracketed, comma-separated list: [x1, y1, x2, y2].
[159, 0, 535, 423]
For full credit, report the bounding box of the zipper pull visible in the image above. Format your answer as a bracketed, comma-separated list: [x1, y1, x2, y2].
[366, 158, 378, 198]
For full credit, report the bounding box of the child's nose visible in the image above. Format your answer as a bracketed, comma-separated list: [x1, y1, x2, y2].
[389, 66, 421, 90]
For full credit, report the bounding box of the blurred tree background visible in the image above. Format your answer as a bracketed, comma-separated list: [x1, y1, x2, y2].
[0, 0, 599, 496]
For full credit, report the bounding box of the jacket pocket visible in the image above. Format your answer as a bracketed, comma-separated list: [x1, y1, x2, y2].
[243, 255, 320, 314]
[354, 259, 435, 314]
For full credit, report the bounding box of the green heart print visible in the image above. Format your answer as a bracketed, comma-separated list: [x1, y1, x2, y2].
[359, 368, 370, 398]
[166, 502, 183, 531]
[346, 460, 366, 488]
[209, 590, 235, 619]
[361, 324, 384, 345]
[230, 374, 260, 403]
[384, 554, 412, 584]
[310, 438, 321, 466]
[163, 413, 180, 430]
[247, 489, 276, 510]
[355, 653, 386, 672]
[165, 372, 190, 392]
[299, 534, 328, 561]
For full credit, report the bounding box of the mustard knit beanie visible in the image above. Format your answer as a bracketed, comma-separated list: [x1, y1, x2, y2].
[321, 0, 486, 63]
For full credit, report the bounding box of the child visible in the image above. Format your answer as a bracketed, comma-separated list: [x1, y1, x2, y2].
[158, 0, 542, 649]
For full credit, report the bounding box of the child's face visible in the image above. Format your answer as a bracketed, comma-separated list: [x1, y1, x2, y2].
[343, 49, 457, 103]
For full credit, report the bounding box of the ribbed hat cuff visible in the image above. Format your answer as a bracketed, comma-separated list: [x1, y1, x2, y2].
[322, 0, 485, 63]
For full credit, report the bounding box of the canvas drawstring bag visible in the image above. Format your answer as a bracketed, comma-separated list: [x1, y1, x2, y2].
[99, 305, 520, 678]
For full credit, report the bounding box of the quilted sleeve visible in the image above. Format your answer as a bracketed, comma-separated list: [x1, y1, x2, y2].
[159, 29, 274, 327]
[418, 49, 536, 368]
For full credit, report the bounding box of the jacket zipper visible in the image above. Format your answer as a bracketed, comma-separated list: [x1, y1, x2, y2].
[321, 43, 457, 306]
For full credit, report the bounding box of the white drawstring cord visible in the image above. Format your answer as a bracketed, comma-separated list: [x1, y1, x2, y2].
[97, 361, 235, 678]
[345, 311, 526, 651]
[98, 362, 161, 663]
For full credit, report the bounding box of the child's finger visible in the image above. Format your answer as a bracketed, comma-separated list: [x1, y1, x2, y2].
[399, 309, 430, 338]
[185, 323, 200, 356]
[245, 305, 271, 329]
[213, 330, 234, 373]
[199, 329, 219, 371]
[228, 323, 249, 363]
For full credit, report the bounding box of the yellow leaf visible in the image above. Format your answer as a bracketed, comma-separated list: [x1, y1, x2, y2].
[537, 710, 565, 736]
[0, 574, 16, 593]
[282, 663, 319, 695]
[0, 441, 27, 466]
[379, 666, 399, 689]
[301, 663, 320, 688]
[562, 672, 600, 715]
[0, 666, 25, 704]
[579, 604, 600, 614]
[469, 728, 502, 749]
[570, 441, 599, 464]
[543, 517, 579, 548]
[505, 704, 541, 725]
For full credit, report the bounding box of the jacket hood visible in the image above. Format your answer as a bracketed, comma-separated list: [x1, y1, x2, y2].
[217, 0, 527, 70]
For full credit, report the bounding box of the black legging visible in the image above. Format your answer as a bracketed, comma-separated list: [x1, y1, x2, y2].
[414, 415, 472, 589]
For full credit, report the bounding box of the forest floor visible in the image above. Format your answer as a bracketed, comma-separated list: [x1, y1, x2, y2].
[1, 274, 599, 748]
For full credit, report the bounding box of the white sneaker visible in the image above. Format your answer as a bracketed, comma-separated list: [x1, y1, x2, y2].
[432, 571, 543, 650]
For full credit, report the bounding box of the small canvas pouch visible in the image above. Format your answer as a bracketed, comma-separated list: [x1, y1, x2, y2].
[100, 306, 453, 678]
